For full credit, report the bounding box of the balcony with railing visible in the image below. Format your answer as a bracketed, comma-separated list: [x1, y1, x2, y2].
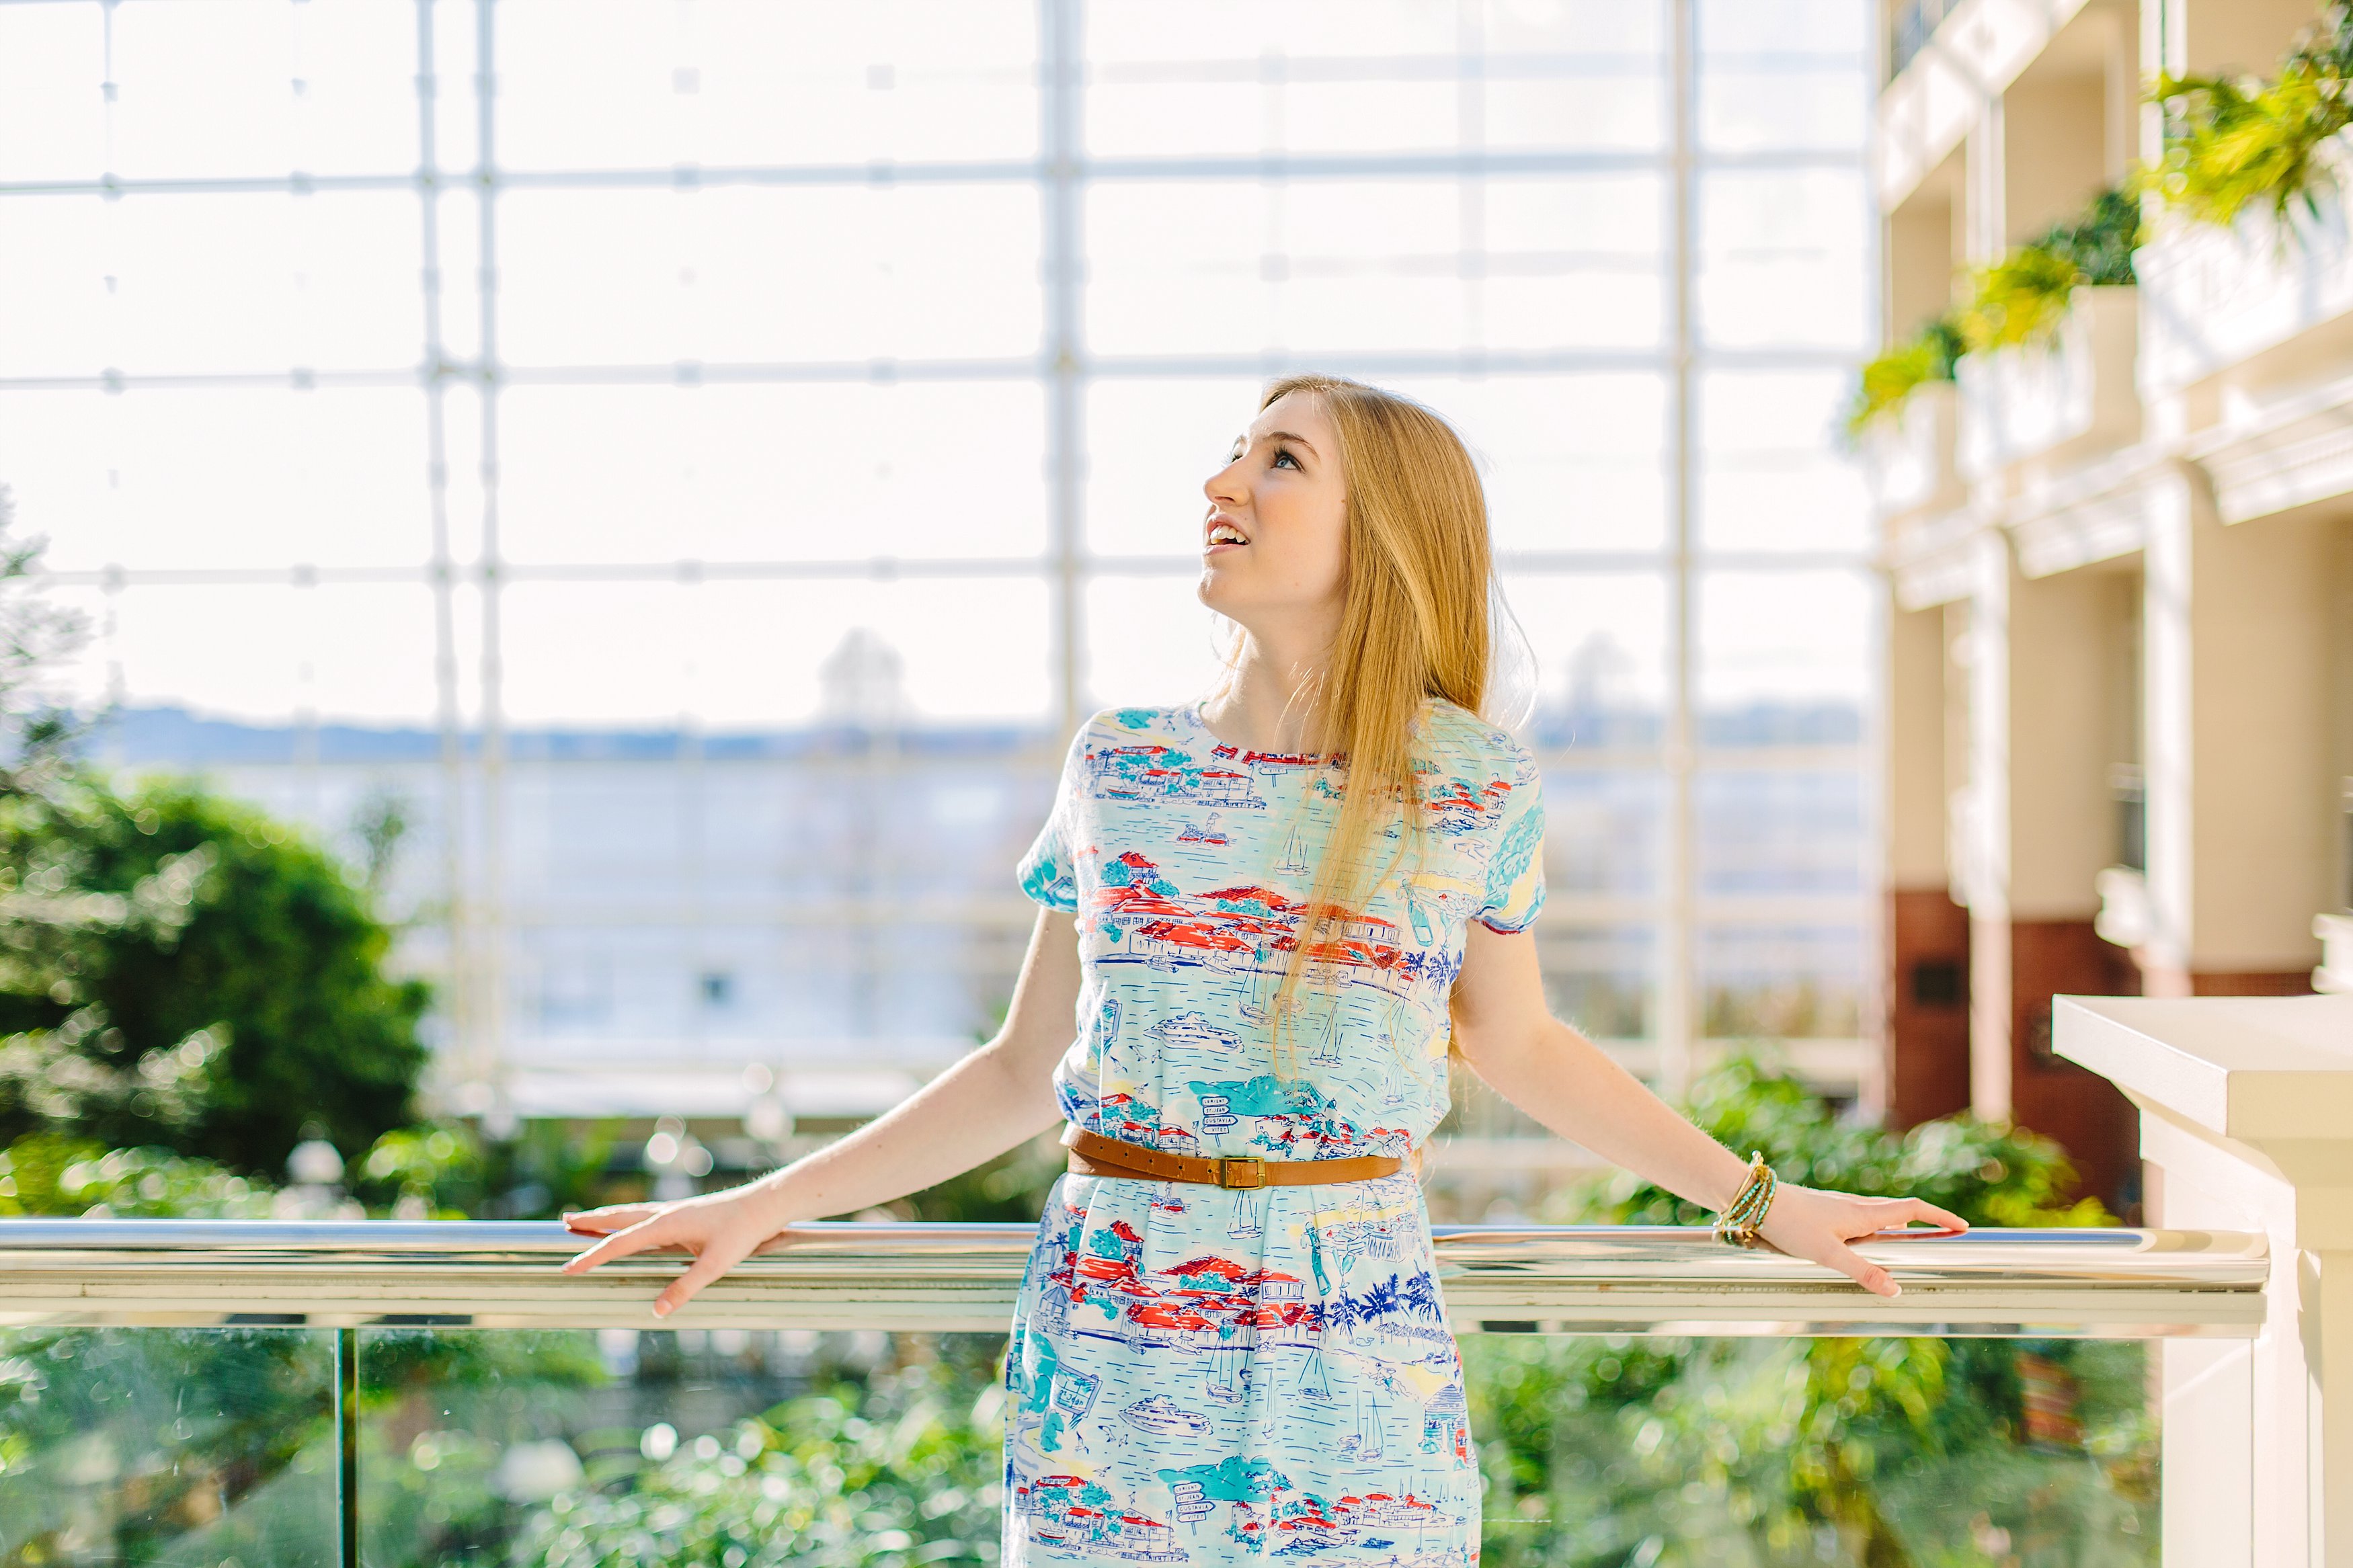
[0, 1220, 2266, 1563]
[1958, 286, 2141, 489]
[2138, 141, 2353, 526]
[2139, 140, 2353, 403]
[1861, 381, 1965, 524]
[5, 994, 2347, 1565]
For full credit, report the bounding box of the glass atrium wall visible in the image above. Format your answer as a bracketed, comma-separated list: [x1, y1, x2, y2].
[0, 0, 1873, 1122]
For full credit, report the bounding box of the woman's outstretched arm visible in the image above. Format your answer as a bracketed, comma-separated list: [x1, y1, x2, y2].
[561, 907, 1083, 1316]
[1448, 921, 1965, 1298]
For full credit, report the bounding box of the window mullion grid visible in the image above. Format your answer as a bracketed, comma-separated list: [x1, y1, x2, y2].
[1043, 0, 1085, 737]
[413, 0, 473, 1114]
[28, 4, 1875, 1098]
[473, 0, 510, 1108]
[1658, 0, 1700, 1095]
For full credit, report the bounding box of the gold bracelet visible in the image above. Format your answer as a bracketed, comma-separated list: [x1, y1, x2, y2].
[1714, 1151, 1778, 1248]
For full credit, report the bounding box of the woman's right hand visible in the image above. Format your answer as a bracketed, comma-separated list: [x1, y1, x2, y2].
[560, 1184, 798, 1319]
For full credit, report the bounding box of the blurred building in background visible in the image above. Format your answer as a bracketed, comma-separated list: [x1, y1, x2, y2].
[1869, 0, 2353, 1207]
[1, 0, 1875, 1194]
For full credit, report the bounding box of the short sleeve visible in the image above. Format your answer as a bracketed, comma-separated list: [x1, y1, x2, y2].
[1475, 745, 1546, 934]
[1016, 725, 1089, 913]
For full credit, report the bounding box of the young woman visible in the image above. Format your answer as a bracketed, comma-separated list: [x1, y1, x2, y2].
[562, 374, 1966, 1565]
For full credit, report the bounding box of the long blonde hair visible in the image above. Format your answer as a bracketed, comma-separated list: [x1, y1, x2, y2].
[1243, 374, 1507, 1048]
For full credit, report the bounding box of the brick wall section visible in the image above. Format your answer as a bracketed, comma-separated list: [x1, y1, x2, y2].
[1886, 886, 1972, 1128]
[2189, 970, 2317, 997]
[2009, 919, 2142, 1216]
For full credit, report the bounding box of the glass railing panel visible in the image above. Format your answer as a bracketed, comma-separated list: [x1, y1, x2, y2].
[1466, 1333, 2157, 1567]
[0, 1222, 2255, 1565]
[343, 1329, 2161, 1568]
[359, 1327, 1007, 1568]
[0, 1325, 341, 1565]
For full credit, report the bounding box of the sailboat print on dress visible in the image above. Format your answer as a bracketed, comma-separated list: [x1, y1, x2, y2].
[1345, 1384, 1388, 1462]
[1310, 1002, 1345, 1067]
[1238, 957, 1277, 1026]
[1297, 1347, 1336, 1402]
[1277, 825, 1310, 876]
[1006, 702, 1548, 1568]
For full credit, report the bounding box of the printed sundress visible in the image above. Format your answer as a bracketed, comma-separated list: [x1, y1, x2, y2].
[1005, 700, 1546, 1567]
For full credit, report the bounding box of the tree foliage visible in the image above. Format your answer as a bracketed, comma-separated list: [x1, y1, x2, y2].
[0, 778, 431, 1176]
[0, 1129, 277, 1218]
[0, 485, 87, 797]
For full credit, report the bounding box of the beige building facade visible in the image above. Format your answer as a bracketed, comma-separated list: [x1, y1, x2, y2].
[1870, 0, 2353, 1207]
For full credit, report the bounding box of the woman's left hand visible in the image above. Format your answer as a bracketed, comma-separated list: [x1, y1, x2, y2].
[1755, 1187, 1969, 1298]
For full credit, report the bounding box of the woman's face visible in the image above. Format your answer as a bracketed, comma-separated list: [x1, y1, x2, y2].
[1196, 391, 1349, 636]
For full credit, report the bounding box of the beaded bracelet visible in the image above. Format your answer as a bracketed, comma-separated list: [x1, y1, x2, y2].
[1714, 1151, 1778, 1248]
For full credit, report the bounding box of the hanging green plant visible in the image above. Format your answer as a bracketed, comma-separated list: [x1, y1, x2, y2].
[2030, 184, 2143, 286]
[1846, 181, 2137, 439]
[1843, 315, 1964, 438]
[2150, 3, 2353, 228]
[1957, 243, 2087, 351]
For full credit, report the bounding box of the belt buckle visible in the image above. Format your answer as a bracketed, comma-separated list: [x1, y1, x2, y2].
[1215, 1156, 1267, 1190]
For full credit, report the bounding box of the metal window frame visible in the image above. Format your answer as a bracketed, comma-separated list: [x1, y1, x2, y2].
[3, 0, 1877, 1105]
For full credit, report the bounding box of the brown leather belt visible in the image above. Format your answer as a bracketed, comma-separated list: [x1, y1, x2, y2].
[1062, 1125, 1406, 1190]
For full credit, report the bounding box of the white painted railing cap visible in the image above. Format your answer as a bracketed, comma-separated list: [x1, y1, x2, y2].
[2055, 993, 2353, 1142]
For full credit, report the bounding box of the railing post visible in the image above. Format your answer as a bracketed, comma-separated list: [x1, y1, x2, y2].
[2057, 994, 2353, 1568]
[337, 1325, 360, 1567]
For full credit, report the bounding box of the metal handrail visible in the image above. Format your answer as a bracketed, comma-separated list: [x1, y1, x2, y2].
[0, 1220, 2266, 1338]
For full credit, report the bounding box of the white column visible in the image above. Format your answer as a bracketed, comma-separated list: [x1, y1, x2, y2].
[2058, 993, 2353, 1568]
[2141, 467, 2338, 992]
[1962, 528, 2014, 1115]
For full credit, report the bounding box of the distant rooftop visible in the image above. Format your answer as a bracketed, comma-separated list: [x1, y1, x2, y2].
[80, 706, 1052, 767]
[80, 699, 1861, 769]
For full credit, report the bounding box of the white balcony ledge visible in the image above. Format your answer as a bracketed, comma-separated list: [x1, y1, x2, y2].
[2003, 443, 2161, 577]
[2181, 368, 2353, 525]
[1958, 286, 2141, 485]
[1863, 380, 1964, 521]
[2139, 155, 2353, 402]
[1882, 502, 1983, 609]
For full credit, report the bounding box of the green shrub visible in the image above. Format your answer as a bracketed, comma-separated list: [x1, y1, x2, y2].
[0, 1130, 276, 1218]
[1555, 1048, 2113, 1231]
[1475, 1053, 2141, 1568]
[516, 1357, 1004, 1568]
